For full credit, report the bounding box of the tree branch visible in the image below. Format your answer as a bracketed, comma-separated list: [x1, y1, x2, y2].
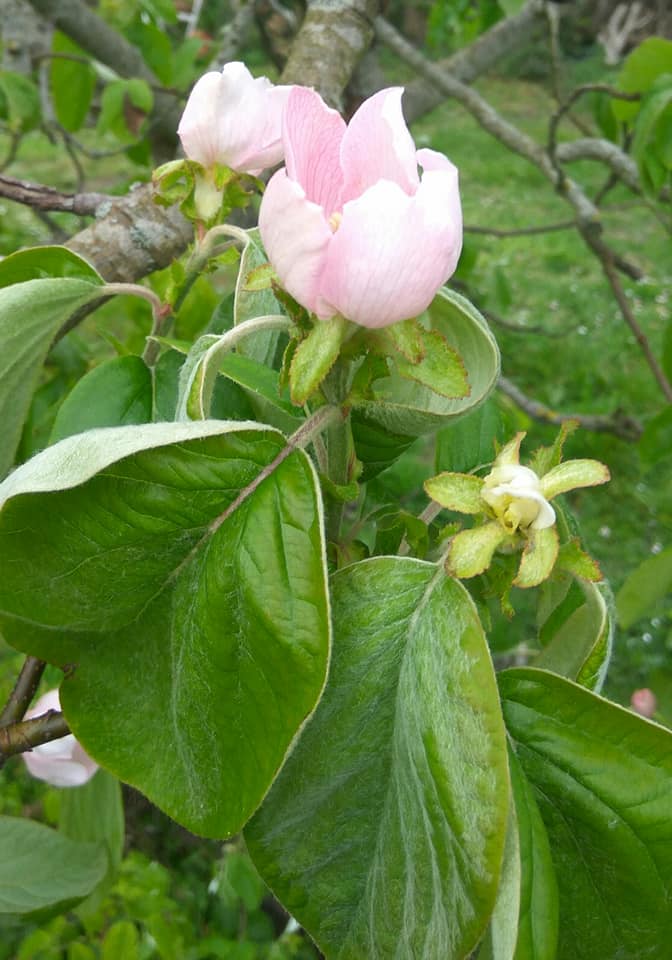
[498, 376, 642, 442]
[281, 0, 379, 107]
[0, 173, 110, 215]
[556, 139, 641, 193]
[0, 657, 46, 728]
[0, 710, 70, 765]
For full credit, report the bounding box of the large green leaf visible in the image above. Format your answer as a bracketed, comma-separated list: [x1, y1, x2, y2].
[508, 747, 558, 960]
[0, 421, 330, 838]
[478, 801, 521, 960]
[0, 246, 101, 287]
[352, 288, 500, 438]
[613, 38, 672, 122]
[535, 578, 612, 692]
[0, 816, 107, 915]
[0, 276, 104, 479]
[246, 557, 509, 960]
[51, 356, 153, 442]
[500, 668, 672, 960]
[435, 396, 510, 474]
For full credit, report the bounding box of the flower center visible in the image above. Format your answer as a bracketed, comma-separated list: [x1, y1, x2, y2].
[328, 212, 342, 232]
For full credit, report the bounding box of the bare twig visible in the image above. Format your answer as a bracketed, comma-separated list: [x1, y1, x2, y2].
[0, 173, 110, 215]
[548, 84, 641, 172]
[465, 219, 576, 238]
[0, 710, 70, 766]
[0, 657, 46, 728]
[498, 376, 642, 441]
[580, 230, 672, 403]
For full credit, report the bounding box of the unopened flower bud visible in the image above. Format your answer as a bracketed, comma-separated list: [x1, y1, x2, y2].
[22, 689, 98, 788]
[630, 688, 657, 719]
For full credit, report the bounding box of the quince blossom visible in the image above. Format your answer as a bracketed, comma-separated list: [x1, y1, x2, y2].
[22, 689, 98, 788]
[259, 85, 462, 329]
[178, 62, 292, 175]
[424, 431, 610, 588]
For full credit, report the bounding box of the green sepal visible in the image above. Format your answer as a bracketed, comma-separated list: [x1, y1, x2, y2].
[289, 316, 349, 405]
[447, 521, 508, 578]
[369, 317, 425, 363]
[514, 526, 559, 589]
[528, 421, 578, 477]
[424, 471, 484, 513]
[556, 538, 603, 582]
[540, 459, 610, 500]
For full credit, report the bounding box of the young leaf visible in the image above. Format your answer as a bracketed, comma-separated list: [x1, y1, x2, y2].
[0, 421, 330, 838]
[500, 668, 672, 960]
[508, 747, 559, 960]
[234, 228, 286, 365]
[246, 558, 510, 960]
[289, 316, 348, 405]
[0, 816, 107, 915]
[393, 327, 469, 400]
[353, 288, 499, 438]
[535, 579, 613, 692]
[0, 276, 104, 479]
[50, 33, 96, 132]
[50, 356, 153, 442]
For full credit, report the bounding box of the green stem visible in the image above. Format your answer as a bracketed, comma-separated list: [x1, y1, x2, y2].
[322, 360, 353, 543]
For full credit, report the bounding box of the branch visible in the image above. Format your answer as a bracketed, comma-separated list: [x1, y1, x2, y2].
[548, 84, 641, 166]
[465, 219, 576, 238]
[281, 0, 379, 107]
[0, 710, 70, 765]
[26, 0, 181, 159]
[65, 184, 193, 283]
[498, 376, 642, 442]
[0, 173, 110, 215]
[0, 657, 46, 728]
[402, 0, 546, 123]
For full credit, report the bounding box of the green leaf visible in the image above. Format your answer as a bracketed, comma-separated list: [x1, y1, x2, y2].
[631, 76, 672, 193]
[51, 33, 96, 132]
[234, 229, 286, 366]
[616, 545, 672, 629]
[0, 276, 104, 479]
[508, 747, 558, 960]
[424, 471, 484, 513]
[353, 288, 499, 438]
[289, 317, 348, 405]
[51, 356, 152, 442]
[97, 78, 153, 142]
[102, 921, 140, 960]
[59, 769, 125, 910]
[435, 396, 509, 474]
[478, 801, 521, 960]
[556, 538, 602, 582]
[0, 421, 330, 838]
[0, 70, 40, 131]
[0, 816, 107, 915]
[393, 327, 469, 399]
[535, 579, 613, 692]
[154, 347, 254, 425]
[247, 557, 510, 960]
[218, 353, 303, 433]
[614, 38, 672, 122]
[500, 668, 672, 960]
[0, 246, 101, 288]
[350, 412, 416, 482]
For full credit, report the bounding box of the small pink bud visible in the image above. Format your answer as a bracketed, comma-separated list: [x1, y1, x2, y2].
[259, 86, 462, 329]
[22, 689, 98, 788]
[178, 62, 293, 175]
[630, 688, 657, 719]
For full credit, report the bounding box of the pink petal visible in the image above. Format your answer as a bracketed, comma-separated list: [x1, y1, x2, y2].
[317, 162, 462, 328]
[24, 749, 96, 787]
[340, 88, 419, 203]
[178, 63, 290, 174]
[283, 86, 345, 213]
[259, 169, 334, 316]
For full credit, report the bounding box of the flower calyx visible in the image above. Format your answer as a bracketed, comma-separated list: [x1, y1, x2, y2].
[424, 430, 610, 588]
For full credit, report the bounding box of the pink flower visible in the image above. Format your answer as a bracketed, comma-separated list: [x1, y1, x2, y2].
[630, 688, 657, 719]
[259, 86, 462, 329]
[178, 62, 293, 174]
[22, 689, 98, 788]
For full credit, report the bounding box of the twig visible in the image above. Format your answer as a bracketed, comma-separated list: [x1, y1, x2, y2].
[580, 229, 672, 403]
[548, 84, 641, 172]
[0, 710, 70, 767]
[0, 129, 21, 173]
[465, 219, 576, 238]
[0, 173, 110, 215]
[498, 376, 642, 441]
[0, 657, 46, 728]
